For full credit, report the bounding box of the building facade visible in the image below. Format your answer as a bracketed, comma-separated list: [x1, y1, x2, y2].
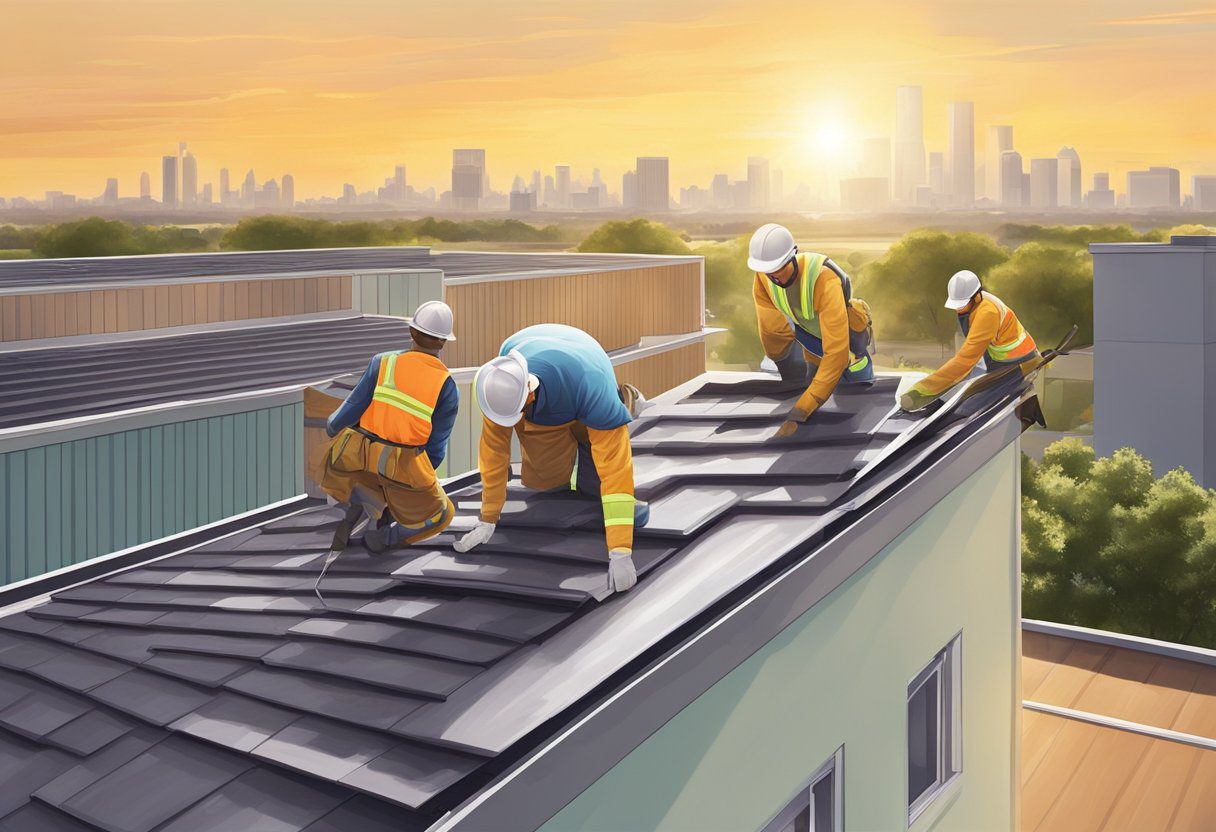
[636, 157, 670, 212]
[948, 101, 975, 206]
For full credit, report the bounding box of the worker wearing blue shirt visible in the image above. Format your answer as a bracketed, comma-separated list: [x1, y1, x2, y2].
[319, 301, 459, 554]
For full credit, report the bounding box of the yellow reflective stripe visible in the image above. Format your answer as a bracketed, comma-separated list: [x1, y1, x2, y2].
[767, 278, 795, 319]
[383, 352, 400, 387]
[849, 354, 870, 373]
[800, 254, 826, 321]
[372, 386, 434, 421]
[602, 492, 635, 527]
[988, 328, 1028, 359]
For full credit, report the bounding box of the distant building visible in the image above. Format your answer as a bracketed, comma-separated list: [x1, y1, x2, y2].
[181, 152, 198, 207]
[509, 190, 536, 212]
[201, 183, 213, 205]
[1029, 158, 1059, 209]
[281, 174, 295, 209]
[913, 184, 933, 208]
[45, 191, 77, 210]
[452, 149, 486, 211]
[636, 157, 670, 212]
[1000, 151, 1023, 208]
[161, 156, 178, 208]
[928, 152, 945, 196]
[140, 172, 150, 200]
[1127, 167, 1180, 209]
[731, 180, 750, 210]
[840, 178, 891, 213]
[985, 126, 1013, 202]
[555, 165, 571, 209]
[679, 185, 710, 210]
[393, 166, 406, 201]
[747, 156, 770, 209]
[542, 175, 556, 208]
[622, 170, 637, 210]
[1194, 176, 1216, 211]
[219, 168, 231, 204]
[257, 179, 280, 209]
[241, 170, 256, 205]
[1085, 172, 1115, 210]
[947, 101, 974, 206]
[893, 85, 926, 203]
[710, 174, 731, 209]
[101, 178, 118, 206]
[1056, 147, 1082, 209]
[341, 183, 356, 204]
[862, 137, 892, 182]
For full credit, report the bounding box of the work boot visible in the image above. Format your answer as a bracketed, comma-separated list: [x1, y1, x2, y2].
[327, 503, 365, 553]
[363, 513, 393, 554]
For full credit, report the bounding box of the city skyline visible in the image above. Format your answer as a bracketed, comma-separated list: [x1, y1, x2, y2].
[4, 1, 1215, 202]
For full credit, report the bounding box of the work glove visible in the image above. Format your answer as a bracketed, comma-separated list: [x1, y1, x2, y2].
[773, 405, 811, 439]
[454, 521, 495, 553]
[772, 351, 809, 382]
[900, 386, 937, 413]
[607, 548, 637, 594]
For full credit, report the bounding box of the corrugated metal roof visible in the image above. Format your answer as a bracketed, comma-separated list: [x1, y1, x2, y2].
[0, 248, 696, 290]
[0, 370, 1030, 829]
[0, 317, 413, 430]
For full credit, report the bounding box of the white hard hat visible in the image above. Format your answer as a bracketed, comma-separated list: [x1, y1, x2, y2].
[747, 223, 798, 273]
[410, 300, 456, 341]
[945, 270, 982, 310]
[475, 349, 530, 427]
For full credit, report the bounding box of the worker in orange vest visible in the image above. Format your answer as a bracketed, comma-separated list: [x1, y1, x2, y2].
[901, 270, 1039, 411]
[319, 300, 460, 556]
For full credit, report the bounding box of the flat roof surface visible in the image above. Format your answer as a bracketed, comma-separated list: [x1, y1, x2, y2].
[0, 248, 697, 290]
[1022, 630, 1216, 831]
[0, 317, 412, 430]
[0, 370, 1027, 830]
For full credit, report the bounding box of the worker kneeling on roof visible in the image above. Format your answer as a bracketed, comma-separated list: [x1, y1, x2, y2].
[320, 300, 460, 554]
[900, 269, 1040, 412]
[749, 223, 876, 438]
[455, 323, 649, 595]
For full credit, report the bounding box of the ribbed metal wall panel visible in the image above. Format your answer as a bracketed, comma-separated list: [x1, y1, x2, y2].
[0, 402, 303, 586]
[352, 270, 445, 318]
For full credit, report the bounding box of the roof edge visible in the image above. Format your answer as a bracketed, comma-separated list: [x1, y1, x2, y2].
[1022, 619, 1216, 668]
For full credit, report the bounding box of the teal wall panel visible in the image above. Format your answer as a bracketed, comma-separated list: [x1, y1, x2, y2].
[0, 402, 304, 587]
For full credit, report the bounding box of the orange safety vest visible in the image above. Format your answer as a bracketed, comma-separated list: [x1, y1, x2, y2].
[358, 351, 451, 446]
[963, 292, 1038, 366]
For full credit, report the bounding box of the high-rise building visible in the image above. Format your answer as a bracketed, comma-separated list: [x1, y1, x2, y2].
[258, 179, 280, 209]
[947, 102, 975, 206]
[1085, 172, 1115, 210]
[530, 170, 542, 196]
[1127, 167, 1181, 209]
[636, 157, 669, 212]
[542, 175, 556, 208]
[281, 174, 295, 209]
[201, 183, 213, 205]
[393, 166, 406, 201]
[1056, 147, 1082, 209]
[893, 86, 926, 203]
[509, 190, 535, 212]
[181, 152, 197, 207]
[452, 149, 486, 211]
[622, 170, 638, 210]
[731, 180, 751, 210]
[161, 156, 178, 208]
[711, 174, 730, 209]
[985, 126, 1013, 202]
[1194, 176, 1216, 211]
[555, 165, 571, 209]
[747, 156, 770, 209]
[242, 170, 256, 205]
[219, 168, 230, 203]
[342, 183, 356, 204]
[101, 178, 118, 205]
[140, 172, 150, 200]
[928, 152, 945, 196]
[1029, 158, 1059, 209]
[771, 169, 784, 206]
[1000, 151, 1023, 208]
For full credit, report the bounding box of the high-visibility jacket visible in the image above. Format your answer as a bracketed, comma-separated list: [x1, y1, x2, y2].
[359, 351, 451, 446]
[754, 253, 870, 415]
[913, 292, 1038, 397]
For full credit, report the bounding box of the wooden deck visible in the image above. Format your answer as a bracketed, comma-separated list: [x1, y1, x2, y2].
[1022, 630, 1216, 831]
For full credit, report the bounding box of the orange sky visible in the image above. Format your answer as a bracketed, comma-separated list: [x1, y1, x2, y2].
[3, 0, 1214, 200]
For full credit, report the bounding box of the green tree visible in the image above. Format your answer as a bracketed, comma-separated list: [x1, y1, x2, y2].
[33, 217, 143, 257]
[854, 230, 1009, 348]
[985, 242, 1093, 346]
[221, 216, 392, 250]
[576, 219, 692, 256]
[997, 223, 1167, 248]
[1022, 439, 1216, 647]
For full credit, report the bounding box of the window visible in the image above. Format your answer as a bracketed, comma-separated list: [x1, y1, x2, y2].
[760, 746, 843, 832]
[907, 634, 962, 825]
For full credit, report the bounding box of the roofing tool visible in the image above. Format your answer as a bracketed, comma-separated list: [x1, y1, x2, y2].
[314, 503, 365, 606]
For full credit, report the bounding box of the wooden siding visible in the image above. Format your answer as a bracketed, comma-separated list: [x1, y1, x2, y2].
[0, 402, 303, 586]
[444, 262, 703, 367]
[0, 276, 353, 342]
[1021, 631, 1216, 831]
[613, 343, 706, 401]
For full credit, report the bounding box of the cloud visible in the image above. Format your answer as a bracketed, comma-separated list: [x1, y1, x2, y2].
[314, 92, 377, 100]
[130, 88, 287, 108]
[1103, 9, 1216, 26]
[80, 58, 145, 67]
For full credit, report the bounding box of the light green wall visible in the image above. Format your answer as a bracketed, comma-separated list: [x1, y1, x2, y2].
[353, 270, 444, 318]
[539, 442, 1020, 832]
[0, 402, 304, 586]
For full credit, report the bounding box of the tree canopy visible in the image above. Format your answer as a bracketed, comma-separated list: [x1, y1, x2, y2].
[985, 242, 1093, 347]
[576, 219, 692, 256]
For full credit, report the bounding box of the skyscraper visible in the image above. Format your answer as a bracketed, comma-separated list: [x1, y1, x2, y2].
[530, 170, 542, 196]
[622, 170, 638, 210]
[242, 170, 256, 205]
[452, 149, 486, 211]
[1128, 167, 1181, 209]
[947, 101, 974, 207]
[181, 152, 198, 207]
[1000, 151, 1023, 208]
[1029, 158, 1059, 209]
[201, 183, 213, 205]
[102, 178, 118, 205]
[893, 86, 926, 203]
[636, 157, 669, 212]
[555, 165, 571, 209]
[747, 156, 770, 209]
[393, 166, 406, 201]
[161, 156, 178, 208]
[281, 174, 295, 209]
[1056, 147, 1082, 209]
[1194, 176, 1216, 211]
[342, 183, 356, 204]
[711, 174, 730, 209]
[985, 126, 1013, 202]
[139, 172, 150, 200]
[1085, 172, 1115, 209]
[219, 168, 230, 203]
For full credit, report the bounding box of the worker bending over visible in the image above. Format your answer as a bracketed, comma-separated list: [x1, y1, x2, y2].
[320, 300, 459, 553]
[749, 223, 876, 437]
[901, 269, 1039, 411]
[455, 323, 649, 594]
